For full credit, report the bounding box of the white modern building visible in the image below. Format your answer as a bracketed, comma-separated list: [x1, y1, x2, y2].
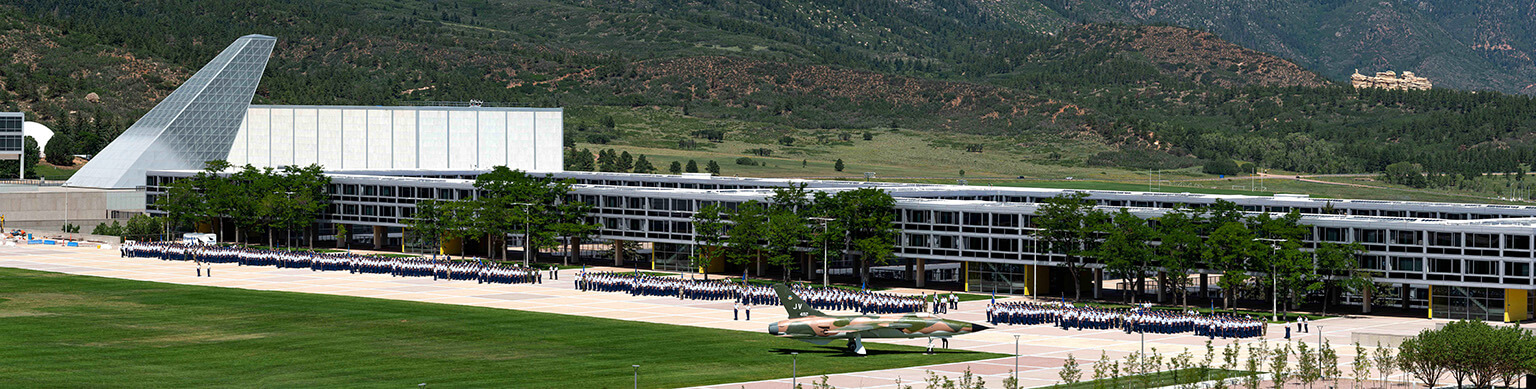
[226, 105, 562, 171]
[66, 35, 561, 189]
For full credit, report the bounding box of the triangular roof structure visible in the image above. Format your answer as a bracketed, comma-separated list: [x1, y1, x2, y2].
[67, 34, 276, 188]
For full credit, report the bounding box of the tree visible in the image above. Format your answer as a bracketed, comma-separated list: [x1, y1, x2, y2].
[1320, 340, 1341, 389]
[691, 203, 729, 279]
[1201, 159, 1240, 176]
[1270, 343, 1292, 389]
[1372, 342, 1395, 389]
[617, 151, 634, 172]
[1156, 207, 1203, 306]
[1059, 354, 1082, 385]
[706, 160, 721, 174]
[1316, 241, 1370, 313]
[829, 188, 897, 289]
[1205, 221, 1257, 309]
[1095, 208, 1154, 303]
[686, 159, 699, 173]
[1243, 342, 1269, 389]
[632, 155, 656, 173]
[1398, 335, 1444, 389]
[765, 209, 809, 280]
[1382, 162, 1428, 188]
[1295, 341, 1317, 389]
[668, 160, 683, 174]
[44, 132, 73, 166]
[764, 184, 812, 280]
[834, 159, 845, 172]
[408, 199, 453, 255]
[1352, 342, 1370, 389]
[1036, 192, 1097, 300]
[0, 136, 40, 179]
[1253, 211, 1310, 313]
[725, 201, 768, 277]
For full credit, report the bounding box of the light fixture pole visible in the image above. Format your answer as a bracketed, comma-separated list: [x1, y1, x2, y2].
[512, 202, 533, 267]
[791, 352, 799, 387]
[632, 364, 640, 389]
[1013, 334, 1021, 382]
[1253, 238, 1285, 322]
[1316, 325, 1324, 376]
[810, 217, 834, 287]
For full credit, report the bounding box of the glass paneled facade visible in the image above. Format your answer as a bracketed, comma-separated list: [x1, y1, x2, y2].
[0, 112, 22, 153]
[68, 35, 276, 188]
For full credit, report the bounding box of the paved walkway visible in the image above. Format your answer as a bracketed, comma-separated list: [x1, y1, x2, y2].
[0, 243, 1447, 388]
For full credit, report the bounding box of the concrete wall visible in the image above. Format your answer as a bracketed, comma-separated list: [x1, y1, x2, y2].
[0, 185, 144, 229]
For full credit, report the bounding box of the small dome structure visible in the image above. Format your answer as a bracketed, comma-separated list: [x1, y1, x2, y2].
[23, 121, 54, 153]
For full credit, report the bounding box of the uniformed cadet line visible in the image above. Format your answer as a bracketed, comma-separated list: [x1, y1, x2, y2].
[986, 301, 1264, 339]
[120, 242, 545, 285]
[574, 272, 962, 315]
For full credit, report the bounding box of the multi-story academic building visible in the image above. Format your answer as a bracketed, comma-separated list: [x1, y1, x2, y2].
[144, 169, 1536, 323]
[80, 35, 1536, 323]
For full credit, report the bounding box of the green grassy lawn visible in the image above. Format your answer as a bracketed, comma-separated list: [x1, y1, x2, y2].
[33, 163, 77, 180]
[0, 267, 1000, 388]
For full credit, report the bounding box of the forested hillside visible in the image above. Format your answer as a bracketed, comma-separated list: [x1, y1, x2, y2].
[1045, 0, 1536, 95]
[3, 0, 1536, 196]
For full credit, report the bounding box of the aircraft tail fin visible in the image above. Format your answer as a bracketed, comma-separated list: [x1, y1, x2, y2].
[773, 284, 825, 318]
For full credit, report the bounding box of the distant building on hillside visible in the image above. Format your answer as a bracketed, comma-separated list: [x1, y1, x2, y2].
[1351, 69, 1432, 90]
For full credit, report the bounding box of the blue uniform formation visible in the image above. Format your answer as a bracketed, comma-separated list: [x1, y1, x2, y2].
[987, 301, 1264, 339]
[574, 272, 934, 314]
[121, 242, 542, 285]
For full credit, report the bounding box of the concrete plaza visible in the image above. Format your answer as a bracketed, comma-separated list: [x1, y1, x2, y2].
[0, 243, 1447, 388]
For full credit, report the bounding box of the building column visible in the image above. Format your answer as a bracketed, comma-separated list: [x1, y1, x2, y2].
[1199, 273, 1209, 298]
[914, 258, 926, 288]
[336, 224, 348, 249]
[1093, 268, 1103, 299]
[613, 239, 625, 267]
[804, 252, 815, 280]
[1506, 288, 1529, 323]
[1361, 283, 1373, 314]
[372, 226, 386, 250]
[1402, 286, 1411, 310]
[1427, 286, 1435, 319]
[566, 237, 580, 266]
[1157, 271, 1167, 303]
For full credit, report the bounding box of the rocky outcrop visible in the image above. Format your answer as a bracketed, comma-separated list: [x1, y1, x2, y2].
[1351, 70, 1432, 90]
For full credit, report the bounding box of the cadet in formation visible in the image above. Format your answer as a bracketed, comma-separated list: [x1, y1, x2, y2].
[986, 300, 1264, 339]
[573, 272, 931, 314]
[120, 242, 542, 285]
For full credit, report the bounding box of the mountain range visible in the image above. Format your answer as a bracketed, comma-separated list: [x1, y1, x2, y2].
[1, 0, 1534, 184]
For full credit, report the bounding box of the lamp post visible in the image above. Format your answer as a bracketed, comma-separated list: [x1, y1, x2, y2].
[1013, 334, 1021, 382]
[791, 352, 799, 387]
[512, 202, 534, 267]
[632, 364, 640, 389]
[1316, 325, 1325, 377]
[810, 217, 834, 287]
[1253, 238, 1286, 322]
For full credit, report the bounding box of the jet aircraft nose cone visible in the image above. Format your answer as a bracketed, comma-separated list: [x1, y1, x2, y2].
[971, 323, 990, 332]
[768, 323, 780, 335]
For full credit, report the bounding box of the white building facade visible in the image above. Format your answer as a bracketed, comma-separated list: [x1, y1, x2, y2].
[226, 105, 562, 172]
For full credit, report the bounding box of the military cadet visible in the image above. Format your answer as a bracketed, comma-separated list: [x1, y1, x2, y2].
[734, 301, 741, 321]
[745, 304, 752, 321]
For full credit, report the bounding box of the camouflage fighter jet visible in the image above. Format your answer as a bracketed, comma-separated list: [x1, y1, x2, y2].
[765, 284, 988, 355]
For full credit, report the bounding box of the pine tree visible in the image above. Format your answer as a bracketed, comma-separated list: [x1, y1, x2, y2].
[685, 159, 699, 173]
[633, 155, 656, 174]
[618, 151, 634, 172]
[669, 161, 683, 174]
[834, 159, 845, 172]
[706, 160, 721, 174]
